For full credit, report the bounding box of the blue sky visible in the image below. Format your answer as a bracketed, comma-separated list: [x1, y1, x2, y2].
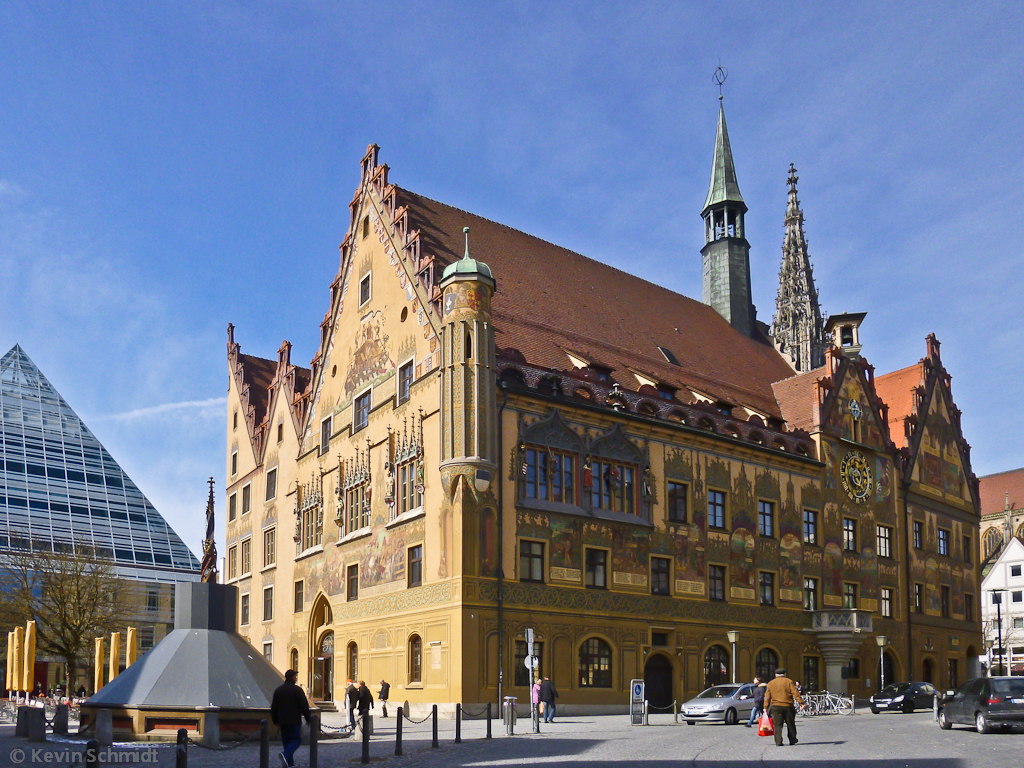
[2, 2, 1021, 557]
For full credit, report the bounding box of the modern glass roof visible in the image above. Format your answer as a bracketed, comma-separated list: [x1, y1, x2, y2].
[0, 345, 200, 581]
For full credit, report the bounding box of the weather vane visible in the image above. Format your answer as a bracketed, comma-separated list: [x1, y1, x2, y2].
[713, 62, 728, 101]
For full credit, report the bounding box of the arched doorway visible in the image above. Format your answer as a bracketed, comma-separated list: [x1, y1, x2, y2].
[644, 654, 674, 709]
[755, 648, 779, 681]
[312, 632, 334, 702]
[878, 650, 896, 689]
[704, 645, 729, 688]
[922, 657, 934, 684]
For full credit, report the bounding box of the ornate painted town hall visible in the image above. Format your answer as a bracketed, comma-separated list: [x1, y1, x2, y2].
[224, 100, 982, 713]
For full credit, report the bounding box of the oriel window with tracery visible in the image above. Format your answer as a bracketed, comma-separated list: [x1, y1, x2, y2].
[387, 411, 425, 521]
[336, 441, 371, 536]
[295, 474, 324, 551]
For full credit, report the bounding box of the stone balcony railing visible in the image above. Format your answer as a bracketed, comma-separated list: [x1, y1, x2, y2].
[809, 609, 873, 634]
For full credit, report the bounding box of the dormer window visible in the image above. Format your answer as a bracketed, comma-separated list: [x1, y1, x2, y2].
[657, 386, 675, 401]
[588, 365, 611, 382]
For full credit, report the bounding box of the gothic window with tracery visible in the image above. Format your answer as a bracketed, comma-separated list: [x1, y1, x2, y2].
[524, 447, 576, 504]
[389, 412, 424, 521]
[296, 475, 324, 551]
[337, 443, 371, 535]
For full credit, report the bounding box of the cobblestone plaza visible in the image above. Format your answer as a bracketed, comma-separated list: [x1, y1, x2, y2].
[2, 710, 1019, 767]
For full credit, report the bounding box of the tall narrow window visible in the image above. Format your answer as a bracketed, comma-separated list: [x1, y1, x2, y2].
[240, 593, 250, 625]
[347, 564, 359, 601]
[914, 583, 924, 613]
[881, 587, 893, 618]
[963, 536, 972, 564]
[519, 541, 544, 582]
[408, 544, 423, 588]
[651, 556, 671, 595]
[228, 546, 238, 579]
[321, 417, 332, 454]
[228, 493, 237, 522]
[241, 538, 252, 575]
[397, 459, 422, 517]
[265, 468, 278, 501]
[804, 577, 818, 611]
[938, 529, 949, 556]
[294, 581, 304, 613]
[398, 361, 414, 404]
[803, 509, 818, 545]
[758, 501, 774, 538]
[877, 525, 892, 558]
[843, 518, 857, 552]
[408, 636, 422, 683]
[231, 450, 238, 476]
[242, 484, 251, 515]
[708, 490, 726, 529]
[354, 392, 370, 431]
[709, 564, 726, 601]
[263, 586, 274, 621]
[965, 593, 974, 622]
[585, 549, 607, 589]
[465, 330, 473, 359]
[667, 481, 688, 523]
[759, 572, 775, 606]
[277, 423, 284, 443]
[802, 656, 819, 692]
[348, 642, 359, 681]
[359, 274, 371, 305]
[913, 520, 923, 550]
[263, 527, 276, 568]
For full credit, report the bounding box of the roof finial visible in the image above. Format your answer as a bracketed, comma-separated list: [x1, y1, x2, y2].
[713, 62, 728, 101]
[463, 226, 471, 260]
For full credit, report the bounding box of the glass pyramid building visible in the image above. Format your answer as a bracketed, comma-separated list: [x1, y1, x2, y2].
[0, 344, 199, 582]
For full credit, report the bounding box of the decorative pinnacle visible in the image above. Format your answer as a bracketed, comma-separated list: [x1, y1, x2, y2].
[463, 226, 471, 259]
[713, 63, 728, 101]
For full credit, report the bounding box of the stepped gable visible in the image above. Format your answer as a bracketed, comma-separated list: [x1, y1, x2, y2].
[0, 345, 199, 575]
[396, 187, 795, 419]
[978, 468, 1024, 515]
[873, 362, 923, 449]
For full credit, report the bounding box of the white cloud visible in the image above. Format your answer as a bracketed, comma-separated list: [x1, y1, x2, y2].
[92, 397, 227, 423]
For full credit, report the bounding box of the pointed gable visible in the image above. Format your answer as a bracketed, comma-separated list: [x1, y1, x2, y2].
[0, 345, 200, 575]
[875, 335, 978, 508]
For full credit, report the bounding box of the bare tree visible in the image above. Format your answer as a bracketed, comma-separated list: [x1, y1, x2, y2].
[0, 547, 129, 689]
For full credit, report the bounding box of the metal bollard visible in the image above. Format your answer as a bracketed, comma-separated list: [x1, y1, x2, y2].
[486, 702, 492, 739]
[455, 703, 462, 743]
[309, 711, 319, 768]
[395, 706, 403, 756]
[933, 694, 939, 721]
[175, 728, 188, 768]
[84, 739, 100, 768]
[643, 700, 649, 726]
[259, 719, 269, 768]
[361, 711, 370, 764]
[432, 704, 439, 748]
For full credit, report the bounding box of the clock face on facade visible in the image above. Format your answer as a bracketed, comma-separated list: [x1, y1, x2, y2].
[840, 449, 872, 503]
[849, 399, 862, 420]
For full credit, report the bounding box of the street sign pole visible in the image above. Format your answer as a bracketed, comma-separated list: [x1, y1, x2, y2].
[630, 679, 646, 726]
[526, 628, 539, 732]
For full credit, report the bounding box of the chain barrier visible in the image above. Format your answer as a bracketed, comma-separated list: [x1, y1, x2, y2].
[647, 700, 677, 712]
[402, 710, 434, 725]
[319, 720, 353, 733]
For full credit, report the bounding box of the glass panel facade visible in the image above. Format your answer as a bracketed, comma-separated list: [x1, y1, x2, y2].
[0, 346, 200, 581]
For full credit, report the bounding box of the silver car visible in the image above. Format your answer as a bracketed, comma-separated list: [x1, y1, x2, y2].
[681, 683, 756, 725]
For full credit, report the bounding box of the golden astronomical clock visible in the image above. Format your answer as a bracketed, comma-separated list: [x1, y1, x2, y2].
[840, 450, 872, 503]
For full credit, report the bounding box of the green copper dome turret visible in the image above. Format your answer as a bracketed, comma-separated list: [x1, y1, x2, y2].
[442, 226, 493, 282]
[702, 101, 746, 215]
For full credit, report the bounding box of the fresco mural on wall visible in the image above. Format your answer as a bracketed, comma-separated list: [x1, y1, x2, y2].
[302, 544, 345, 598]
[875, 456, 891, 504]
[925, 556, 940, 614]
[859, 543, 878, 608]
[822, 501, 843, 605]
[360, 517, 425, 593]
[550, 516, 582, 572]
[822, 441, 837, 490]
[612, 526, 649, 586]
[343, 313, 394, 408]
[729, 464, 756, 598]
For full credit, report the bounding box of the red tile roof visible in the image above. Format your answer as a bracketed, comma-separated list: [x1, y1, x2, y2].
[874, 362, 924, 449]
[979, 467, 1024, 516]
[399, 188, 796, 418]
[771, 369, 824, 434]
[237, 353, 277, 430]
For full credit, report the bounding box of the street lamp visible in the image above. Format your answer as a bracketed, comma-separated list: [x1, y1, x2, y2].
[727, 631, 740, 684]
[989, 589, 1006, 676]
[875, 635, 888, 691]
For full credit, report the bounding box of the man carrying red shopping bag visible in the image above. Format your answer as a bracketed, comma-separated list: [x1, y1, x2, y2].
[763, 668, 803, 747]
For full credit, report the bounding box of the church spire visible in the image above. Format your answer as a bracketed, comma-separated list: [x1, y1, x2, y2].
[770, 164, 826, 372]
[700, 94, 753, 336]
[703, 101, 745, 214]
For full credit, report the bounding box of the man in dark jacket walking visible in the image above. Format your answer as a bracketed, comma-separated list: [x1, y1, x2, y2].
[745, 677, 766, 727]
[356, 681, 375, 724]
[539, 677, 559, 723]
[379, 679, 391, 717]
[270, 669, 311, 768]
[345, 680, 358, 730]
